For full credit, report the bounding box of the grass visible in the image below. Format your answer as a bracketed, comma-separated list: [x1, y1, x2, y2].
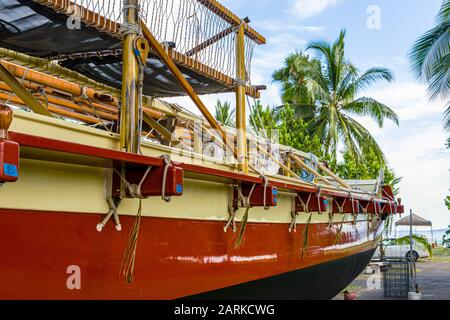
[422, 247, 450, 263]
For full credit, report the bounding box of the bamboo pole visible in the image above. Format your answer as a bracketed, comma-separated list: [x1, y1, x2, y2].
[317, 162, 353, 190]
[0, 83, 117, 121]
[255, 144, 303, 181]
[235, 24, 248, 174]
[0, 64, 53, 117]
[140, 22, 226, 139]
[142, 111, 192, 151]
[291, 154, 333, 186]
[0, 92, 102, 124]
[0, 49, 120, 97]
[140, 20, 245, 169]
[119, 0, 140, 153]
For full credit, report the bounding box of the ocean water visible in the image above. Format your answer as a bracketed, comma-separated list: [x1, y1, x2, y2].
[388, 228, 448, 245]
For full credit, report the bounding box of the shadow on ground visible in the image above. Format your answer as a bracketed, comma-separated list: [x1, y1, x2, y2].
[333, 255, 450, 300]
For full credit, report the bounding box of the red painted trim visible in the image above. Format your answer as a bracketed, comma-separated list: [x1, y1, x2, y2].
[0, 208, 383, 299]
[9, 131, 392, 203]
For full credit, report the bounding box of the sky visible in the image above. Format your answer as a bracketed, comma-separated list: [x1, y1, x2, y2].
[166, 0, 449, 229]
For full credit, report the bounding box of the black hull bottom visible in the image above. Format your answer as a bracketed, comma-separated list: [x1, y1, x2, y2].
[188, 249, 375, 300]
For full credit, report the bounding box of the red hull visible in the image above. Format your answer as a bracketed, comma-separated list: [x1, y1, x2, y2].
[0, 208, 382, 299]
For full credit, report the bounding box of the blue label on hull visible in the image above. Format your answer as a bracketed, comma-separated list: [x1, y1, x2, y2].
[176, 184, 183, 193]
[3, 163, 18, 177]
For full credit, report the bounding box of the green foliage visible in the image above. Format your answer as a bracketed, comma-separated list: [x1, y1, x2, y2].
[249, 102, 324, 157]
[332, 149, 401, 195]
[445, 193, 450, 211]
[409, 0, 449, 113]
[214, 100, 235, 127]
[392, 234, 433, 258]
[249, 100, 278, 137]
[273, 30, 399, 163]
[443, 225, 450, 245]
[277, 105, 325, 157]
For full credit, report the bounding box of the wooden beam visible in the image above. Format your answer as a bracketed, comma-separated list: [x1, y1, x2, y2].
[185, 26, 234, 57]
[119, 0, 140, 153]
[235, 24, 248, 173]
[196, 0, 266, 44]
[142, 111, 192, 151]
[140, 21, 227, 142]
[291, 154, 333, 186]
[317, 162, 353, 190]
[0, 63, 53, 117]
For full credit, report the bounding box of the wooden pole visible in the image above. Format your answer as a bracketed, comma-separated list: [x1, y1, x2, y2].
[0, 64, 53, 117]
[120, 0, 140, 153]
[317, 162, 352, 189]
[256, 144, 302, 181]
[235, 24, 248, 174]
[291, 154, 333, 186]
[140, 22, 226, 140]
[140, 20, 244, 168]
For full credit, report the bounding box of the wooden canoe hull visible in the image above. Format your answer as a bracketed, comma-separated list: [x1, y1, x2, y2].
[0, 208, 382, 299]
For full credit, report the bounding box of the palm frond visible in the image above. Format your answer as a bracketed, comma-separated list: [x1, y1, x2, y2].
[392, 234, 433, 258]
[343, 97, 399, 127]
[344, 115, 385, 162]
[214, 100, 235, 127]
[409, 0, 450, 101]
[444, 101, 450, 130]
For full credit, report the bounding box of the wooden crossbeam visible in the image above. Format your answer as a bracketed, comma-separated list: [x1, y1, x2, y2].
[196, 0, 266, 44]
[185, 26, 234, 57]
[291, 154, 333, 186]
[0, 63, 53, 117]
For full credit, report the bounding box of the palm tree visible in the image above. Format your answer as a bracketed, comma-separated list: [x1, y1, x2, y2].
[214, 100, 235, 127]
[273, 30, 399, 162]
[249, 100, 278, 137]
[443, 226, 450, 247]
[409, 0, 449, 128]
[272, 52, 318, 111]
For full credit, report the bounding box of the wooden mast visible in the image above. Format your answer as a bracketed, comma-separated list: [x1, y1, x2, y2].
[120, 0, 140, 153]
[235, 22, 248, 173]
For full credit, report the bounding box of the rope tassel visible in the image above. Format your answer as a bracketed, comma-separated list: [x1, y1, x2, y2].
[234, 206, 250, 249]
[301, 213, 312, 259]
[120, 199, 143, 283]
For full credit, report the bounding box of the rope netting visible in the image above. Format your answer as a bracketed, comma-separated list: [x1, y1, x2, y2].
[47, 0, 257, 82]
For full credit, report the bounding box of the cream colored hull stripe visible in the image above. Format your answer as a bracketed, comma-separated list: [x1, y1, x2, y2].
[3, 110, 385, 225]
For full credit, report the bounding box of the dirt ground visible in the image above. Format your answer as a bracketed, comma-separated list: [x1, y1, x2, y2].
[333, 254, 450, 300]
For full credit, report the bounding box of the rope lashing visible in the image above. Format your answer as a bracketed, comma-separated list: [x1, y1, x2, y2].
[350, 193, 358, 225]
[97, 197, 122, 232]
[359, 199, 371, 214]
[113, 166, 152, 199]
[289, 211, 298, 233]
[316, 186, 323, 214]
[302, 212, 313, 259]
[334, 197, 347, 214]
[233, 183, 256, 248]
[224, 206, 237, 233]
[160, 154, 172, 202]
[261, 175, 269, 210]
[121, 0, 141, 36]
[334, 215, 346, 245]
[296, 193, 312, 213]
[97, 165, 151, 232]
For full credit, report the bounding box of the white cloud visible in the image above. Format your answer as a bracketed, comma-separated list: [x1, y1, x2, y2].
[252, 20, 324, 34]
[354, 82, 450, 228]
[291, 0, 339, 18]
[362, 82, 442, 122]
